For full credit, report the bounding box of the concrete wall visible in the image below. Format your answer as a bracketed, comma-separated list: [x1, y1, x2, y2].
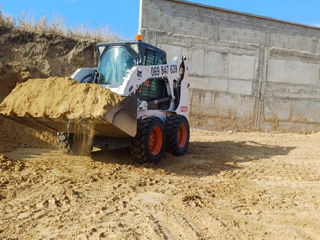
[139, 0, 320, 132]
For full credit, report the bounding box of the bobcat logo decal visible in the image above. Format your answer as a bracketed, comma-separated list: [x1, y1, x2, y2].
[137, 70, 143, 78]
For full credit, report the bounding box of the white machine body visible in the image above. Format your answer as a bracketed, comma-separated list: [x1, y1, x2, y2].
[72, 56, 189, 122]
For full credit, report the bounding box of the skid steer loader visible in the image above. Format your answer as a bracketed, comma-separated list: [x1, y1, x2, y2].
[5, 35, 190, 163]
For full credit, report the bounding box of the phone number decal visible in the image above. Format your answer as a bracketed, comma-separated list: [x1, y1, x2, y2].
[151, 65, 177, 77]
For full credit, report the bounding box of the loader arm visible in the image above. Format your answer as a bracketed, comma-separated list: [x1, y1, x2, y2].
[110, 56, 189, 119]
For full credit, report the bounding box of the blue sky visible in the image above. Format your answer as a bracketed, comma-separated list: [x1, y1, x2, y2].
[1, 0, 319, 39]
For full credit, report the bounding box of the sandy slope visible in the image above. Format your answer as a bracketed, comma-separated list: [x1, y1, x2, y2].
[1, 129, 320, 240]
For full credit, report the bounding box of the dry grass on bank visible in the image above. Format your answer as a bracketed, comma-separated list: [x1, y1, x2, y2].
[0, 6, 120, 42]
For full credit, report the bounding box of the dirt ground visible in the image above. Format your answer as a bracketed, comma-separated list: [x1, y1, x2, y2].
[1, 128, 319, 240]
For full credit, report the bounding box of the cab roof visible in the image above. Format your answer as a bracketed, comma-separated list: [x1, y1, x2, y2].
[96, 40, 166, 57]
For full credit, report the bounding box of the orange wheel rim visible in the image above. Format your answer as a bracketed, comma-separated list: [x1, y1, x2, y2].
[149, 126, 163, 155]
[178, 123, 187, 148]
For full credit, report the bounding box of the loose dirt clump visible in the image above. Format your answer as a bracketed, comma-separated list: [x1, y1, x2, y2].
[0, 154, 24, 172]
[0, 77, 122, 119]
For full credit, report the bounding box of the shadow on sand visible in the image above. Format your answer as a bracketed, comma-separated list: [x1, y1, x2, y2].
[91, 140, 295, 177]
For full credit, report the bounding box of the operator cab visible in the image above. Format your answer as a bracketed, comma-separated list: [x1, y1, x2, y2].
[96, 41, 167, 88]
[96, 40, 169, 109]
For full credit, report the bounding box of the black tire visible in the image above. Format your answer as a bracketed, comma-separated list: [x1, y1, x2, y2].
[57, 132, 73, 154]
[57, 132, 92, 156]
[165, 115, 190, 156]
[130, 116, 165, 163]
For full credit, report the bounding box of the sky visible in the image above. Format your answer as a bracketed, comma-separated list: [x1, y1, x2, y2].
[0, 0, 319, 40]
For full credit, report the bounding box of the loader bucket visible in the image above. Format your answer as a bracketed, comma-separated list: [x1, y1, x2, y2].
[1, 94, 138, 138]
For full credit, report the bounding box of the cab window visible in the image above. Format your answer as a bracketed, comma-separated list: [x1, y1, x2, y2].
[144, 49, 166, 66]
[144, 49, 155, 66]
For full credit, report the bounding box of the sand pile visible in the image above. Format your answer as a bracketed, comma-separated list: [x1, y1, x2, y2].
[0, 77, 123, 119]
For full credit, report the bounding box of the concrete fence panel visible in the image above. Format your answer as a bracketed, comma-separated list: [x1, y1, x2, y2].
[139, 0, 320, 132]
